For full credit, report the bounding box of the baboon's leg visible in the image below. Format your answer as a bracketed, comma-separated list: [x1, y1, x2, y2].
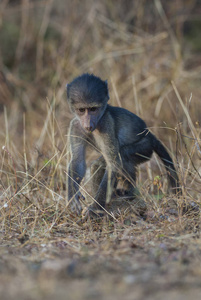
[90, 156, 106, 196]
[115, 159, 137, 198]
[118, 141, 153, 198]
[90, 155, 138, 200]
[118, 158, 147, 214]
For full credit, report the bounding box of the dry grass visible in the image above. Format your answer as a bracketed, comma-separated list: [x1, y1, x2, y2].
[0, 0, 201, 299]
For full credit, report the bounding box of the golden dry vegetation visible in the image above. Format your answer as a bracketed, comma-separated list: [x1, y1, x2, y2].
[0, 1, 201, 299]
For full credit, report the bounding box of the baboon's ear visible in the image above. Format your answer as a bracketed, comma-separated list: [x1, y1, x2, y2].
[105, 80, 109, 100]
[66, 83, 69, 99]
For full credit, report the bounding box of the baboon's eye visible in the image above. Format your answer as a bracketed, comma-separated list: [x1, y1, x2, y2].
[78, 108, 85, 113]
[90, 107, 97, 112]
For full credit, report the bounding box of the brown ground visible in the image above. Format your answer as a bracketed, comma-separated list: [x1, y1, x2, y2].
[0, 205, 201, 300]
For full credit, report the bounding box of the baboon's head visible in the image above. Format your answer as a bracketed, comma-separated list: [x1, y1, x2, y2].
[67, 73, 109, 132]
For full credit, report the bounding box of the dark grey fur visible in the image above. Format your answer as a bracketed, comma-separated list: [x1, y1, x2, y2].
[66, 73, 180, 215]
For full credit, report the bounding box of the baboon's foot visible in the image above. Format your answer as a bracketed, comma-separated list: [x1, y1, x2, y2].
[68, 192, 85, 215]
[132, 197, 147, 216]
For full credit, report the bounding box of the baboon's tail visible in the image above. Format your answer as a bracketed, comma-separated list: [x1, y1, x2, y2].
[150, 133, 180, 194]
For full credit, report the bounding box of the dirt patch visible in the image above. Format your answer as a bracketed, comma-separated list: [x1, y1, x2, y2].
[0, 211, 201, 300]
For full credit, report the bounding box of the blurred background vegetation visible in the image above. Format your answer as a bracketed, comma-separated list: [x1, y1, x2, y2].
[0, 0, 201, 194]
[0, 0, 201, 136]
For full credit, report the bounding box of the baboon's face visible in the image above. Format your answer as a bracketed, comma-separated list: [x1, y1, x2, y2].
[74, 104, 103, 132]
[67, 73, 109, 133]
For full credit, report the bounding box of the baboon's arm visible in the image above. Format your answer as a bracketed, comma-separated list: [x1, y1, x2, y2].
[67, 120, 87, 214]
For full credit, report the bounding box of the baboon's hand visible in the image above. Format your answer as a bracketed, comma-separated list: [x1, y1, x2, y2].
[82, 205, 104, 221]
[69, 192, 85, 215]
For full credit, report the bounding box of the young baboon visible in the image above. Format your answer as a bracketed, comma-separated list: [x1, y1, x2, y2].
[66, 73, 180, 215]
